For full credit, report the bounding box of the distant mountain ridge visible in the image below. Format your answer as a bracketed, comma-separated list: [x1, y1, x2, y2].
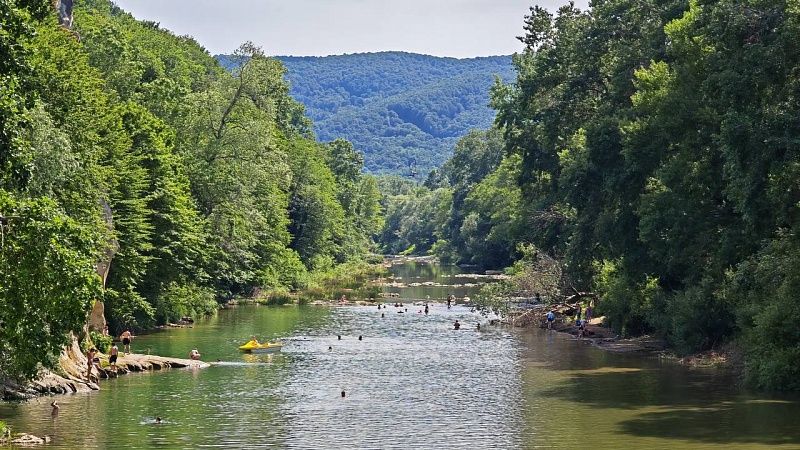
[216, 52, 514, 176]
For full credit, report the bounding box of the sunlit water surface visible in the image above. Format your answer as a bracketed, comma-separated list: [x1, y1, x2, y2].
[2, 260, 799, 449]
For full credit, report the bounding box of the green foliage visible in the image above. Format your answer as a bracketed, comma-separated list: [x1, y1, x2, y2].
[152, 282, 217, 325]
[218, 52, 515, 177]
[377, 128, 519, 266]
[378, 186, 451, 255]
[374, 0, 800, 390]
[0, 193, 102, 380]
[593, 260, 660, 338]
[726, 232, 800, 390]
[89, 331, 112, 353]
[0, 0, 383, 382]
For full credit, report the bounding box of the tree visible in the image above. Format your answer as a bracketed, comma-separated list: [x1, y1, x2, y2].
[0, 194, 102, 380]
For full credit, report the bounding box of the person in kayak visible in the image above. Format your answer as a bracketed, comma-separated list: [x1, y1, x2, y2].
[246, 335, 259, 347]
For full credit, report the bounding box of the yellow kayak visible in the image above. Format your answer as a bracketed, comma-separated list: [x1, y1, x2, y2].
[238, 341, 283, 353]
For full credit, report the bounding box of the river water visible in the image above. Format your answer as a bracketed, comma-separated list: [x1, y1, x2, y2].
[2, 259, 800, 449]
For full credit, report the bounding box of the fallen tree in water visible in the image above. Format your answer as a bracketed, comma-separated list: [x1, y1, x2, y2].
[473, 244, 597, 315]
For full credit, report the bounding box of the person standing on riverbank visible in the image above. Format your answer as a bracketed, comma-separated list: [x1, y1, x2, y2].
[85, 347, 97, 379]
[109, 343, 119, 372]
[120, 330, 133, 353]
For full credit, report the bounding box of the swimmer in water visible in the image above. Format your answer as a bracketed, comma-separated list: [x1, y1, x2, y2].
[155, 417, 162, 424]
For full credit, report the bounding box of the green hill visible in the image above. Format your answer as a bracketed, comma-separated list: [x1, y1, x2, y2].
[218, 52, 514, 176]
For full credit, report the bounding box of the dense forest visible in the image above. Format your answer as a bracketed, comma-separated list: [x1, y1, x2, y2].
[0, 0, 382, 381]
[379, 0, 800, 390]
[218, 52, 515, 176]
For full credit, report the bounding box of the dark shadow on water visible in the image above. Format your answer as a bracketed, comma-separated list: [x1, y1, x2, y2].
[539, 368, 800, 445]
[619, 403, 800, 445]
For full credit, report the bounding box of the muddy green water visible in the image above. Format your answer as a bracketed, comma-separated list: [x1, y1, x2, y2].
[2, 260, 800, 449]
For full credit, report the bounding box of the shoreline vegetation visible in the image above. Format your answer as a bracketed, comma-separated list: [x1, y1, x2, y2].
[1, 257, 386, 403]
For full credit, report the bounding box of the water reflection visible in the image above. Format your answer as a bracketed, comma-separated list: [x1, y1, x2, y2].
[2, 262, 799, 449]
[517, 329, 800, 449]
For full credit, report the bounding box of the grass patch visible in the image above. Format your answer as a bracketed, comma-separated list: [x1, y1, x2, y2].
[252, 259, 388, 305]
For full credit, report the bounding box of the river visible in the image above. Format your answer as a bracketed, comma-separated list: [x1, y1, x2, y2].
[2, 259, 800, 449]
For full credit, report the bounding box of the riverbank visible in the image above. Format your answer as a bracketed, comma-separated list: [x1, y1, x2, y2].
[2, 338, 207, 401]
[504, 305, 741, 369]
[505, 306, 669, 353]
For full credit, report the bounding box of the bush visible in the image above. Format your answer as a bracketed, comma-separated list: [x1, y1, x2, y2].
[89, 331, 113, 353]
[259, 292, 293, 306]
[727, 233, 800, 390]
[593, 260, 659, 337]
[665, 279, 734, 355]
[153, 282, 217, 325]
[104, 287, 155, 332]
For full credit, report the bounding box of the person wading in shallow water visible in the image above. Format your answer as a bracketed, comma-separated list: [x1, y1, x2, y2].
[453, 320, 461, 330]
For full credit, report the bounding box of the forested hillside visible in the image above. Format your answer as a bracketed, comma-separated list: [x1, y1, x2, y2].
[218, 52, 515, 176]
[379, 0, 800, 390]
[0, 0, 381, 381]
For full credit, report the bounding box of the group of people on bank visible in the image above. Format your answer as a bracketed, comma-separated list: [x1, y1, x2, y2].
[84, 328, 202, 380]
[544, 301, 594, 338]
[85, 329, 134, 379]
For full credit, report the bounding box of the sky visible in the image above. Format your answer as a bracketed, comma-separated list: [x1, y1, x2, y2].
[113, 0, 588, 58]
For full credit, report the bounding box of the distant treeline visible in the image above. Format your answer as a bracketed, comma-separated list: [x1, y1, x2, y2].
[377, 0, 800, 390]
[218, 52, 515, 177]
[0, 0, 381, 381]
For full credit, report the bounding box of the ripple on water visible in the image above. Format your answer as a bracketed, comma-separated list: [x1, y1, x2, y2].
[276, 305, 523, 449]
